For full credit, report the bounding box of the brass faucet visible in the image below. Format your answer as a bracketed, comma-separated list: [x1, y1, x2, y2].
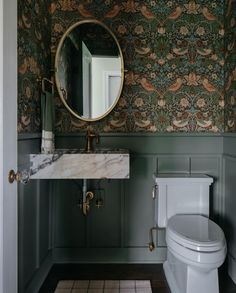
[85, 129, 99, 152]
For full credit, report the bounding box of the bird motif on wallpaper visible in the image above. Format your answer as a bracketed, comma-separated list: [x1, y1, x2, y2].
[21, 116, 31, 127]
[140, 5, 155, 20]
[173, 48, 188, 56]
[202, 7, 216, 21]
[168, 6, 182, 20]
[168, 78, 182, 92]
[19, 60, 28, 75]
[105, 5, 121, 18]
[49, 3, 57, 14]
[71, 119, 87, 128]
[173, 119, 188, 128]
[140, 78, 156, 92]
[135, 47, 151, 55]
[22, 14, 31, 29]
[135, 120, 151, 128]
[110, 119, 126, 128]
[35, 29, 42, 41]
[202, 78, 216, 92]
[227, 41, 235, 51]
[78, 4, 93, 18]
[196, 120, 212, 128]
[225, 75, 232, 91]
[196, 48, 212, 56]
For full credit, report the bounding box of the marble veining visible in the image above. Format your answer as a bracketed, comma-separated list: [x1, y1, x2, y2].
[24, 149, 129, 179]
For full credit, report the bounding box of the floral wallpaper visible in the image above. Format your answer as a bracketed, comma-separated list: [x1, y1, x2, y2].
[18, 0, 51, 132]
[18, 0, 227, 133]
[224, 0, 236, 132]
[51, 0, 225, 133]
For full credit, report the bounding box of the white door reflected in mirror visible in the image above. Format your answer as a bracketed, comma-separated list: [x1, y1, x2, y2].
[91, 57, 121, 118]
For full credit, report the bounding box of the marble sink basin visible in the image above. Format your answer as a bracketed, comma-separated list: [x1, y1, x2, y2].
[28, 148, 129, 179]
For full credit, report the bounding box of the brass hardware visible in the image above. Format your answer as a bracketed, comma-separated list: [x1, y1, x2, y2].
[152, 185, 158, 199]
[83, 191, 94, 215]
[149, 227, 157, 252]
[95, 198, 103, 208]
[149, 242, 155, 252]
[8, 170, 21, 183]
[85, 129, 99, 152]
[37, 77, 54, 94]
[8, 169, 30, 184]
[54, 19, 125, 122]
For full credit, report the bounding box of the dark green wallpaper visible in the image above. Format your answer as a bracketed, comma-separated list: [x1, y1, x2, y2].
[224, 0, 236, 132]
[18, 0, 51, 132]
[51, 0, 225, 133]
[18, 1, 228, 133]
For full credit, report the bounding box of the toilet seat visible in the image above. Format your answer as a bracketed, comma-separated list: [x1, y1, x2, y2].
[166, 214, 225, 252]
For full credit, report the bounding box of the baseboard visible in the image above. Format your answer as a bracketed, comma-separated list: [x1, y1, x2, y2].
[25, 251, 53, 293]
[228, 253, 236, 284]
[53, 247, 166, 264]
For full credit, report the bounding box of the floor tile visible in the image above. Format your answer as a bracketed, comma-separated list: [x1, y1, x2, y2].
[54, 289, 71, 293]
[71, 289, 87, 293]
[120, 280, 135, 289]
[104, 289, 119, 293]
[120, 289, 135, 293]
[89, 280, 104, 289]
[135, 281, 151, 288]
[87, 289, 103, 293]
[104, 280, 120, 289]
[136, 288, 152, 293]
[57, 280, 74, 289]
[73, 280, 89, 289]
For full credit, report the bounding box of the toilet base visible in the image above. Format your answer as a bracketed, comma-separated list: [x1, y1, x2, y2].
[163, 250, 219, 293]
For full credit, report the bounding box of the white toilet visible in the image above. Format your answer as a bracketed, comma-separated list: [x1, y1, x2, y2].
[154, 174, 227, 293]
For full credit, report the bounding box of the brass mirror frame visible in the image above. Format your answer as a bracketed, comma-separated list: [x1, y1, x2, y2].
[54, 19, 125, 122]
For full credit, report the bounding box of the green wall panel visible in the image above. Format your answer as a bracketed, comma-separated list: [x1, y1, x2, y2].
[124, 156, 155, 247]
[53, 180, 86, 248]
[87, 180, 122, 248]
[52, 134, 223, 263]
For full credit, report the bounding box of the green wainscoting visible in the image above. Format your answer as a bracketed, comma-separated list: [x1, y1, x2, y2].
[52, 134, 224, 263]
[223, 134, 236, 283]
[18, 137, 52, 293]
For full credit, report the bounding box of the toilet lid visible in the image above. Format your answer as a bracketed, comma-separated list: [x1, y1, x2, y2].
[167, 215, 225, 252]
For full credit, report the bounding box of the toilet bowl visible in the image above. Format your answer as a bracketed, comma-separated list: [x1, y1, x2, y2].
[153, 174, 227, 293]
[164, 215, 226, 293]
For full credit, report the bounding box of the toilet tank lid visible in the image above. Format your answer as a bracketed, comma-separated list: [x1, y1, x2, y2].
[153, 173, 213, 184]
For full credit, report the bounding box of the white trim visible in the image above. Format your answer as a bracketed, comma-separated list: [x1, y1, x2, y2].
[1, 0, 18, 292]
[0, 0, 4, 292]
[103, 71, 121, 110]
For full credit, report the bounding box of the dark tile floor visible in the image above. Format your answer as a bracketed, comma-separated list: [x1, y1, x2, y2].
[39, 264, 236, 293]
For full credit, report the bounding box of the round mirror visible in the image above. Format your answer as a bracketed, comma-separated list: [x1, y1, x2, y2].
[55, 20, 124, 122]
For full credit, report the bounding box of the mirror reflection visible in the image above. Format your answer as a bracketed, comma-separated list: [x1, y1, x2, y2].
[55, 20, 124, 121]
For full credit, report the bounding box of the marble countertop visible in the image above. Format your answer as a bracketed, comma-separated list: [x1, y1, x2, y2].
[21, 148, 130, 180]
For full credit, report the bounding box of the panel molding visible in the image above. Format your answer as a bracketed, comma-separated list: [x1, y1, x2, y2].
[52, 135, 223, 264]
[53, 248, 166, 264]
[223, 136, 236, 284]
[25, 252, 52, 293]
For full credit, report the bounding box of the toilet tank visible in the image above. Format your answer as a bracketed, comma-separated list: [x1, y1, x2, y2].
[153, 174, 213, 228]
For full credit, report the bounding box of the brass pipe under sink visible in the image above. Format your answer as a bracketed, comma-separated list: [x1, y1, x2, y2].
[83, 191, 94, 215]
[149, 226, 157, 251]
